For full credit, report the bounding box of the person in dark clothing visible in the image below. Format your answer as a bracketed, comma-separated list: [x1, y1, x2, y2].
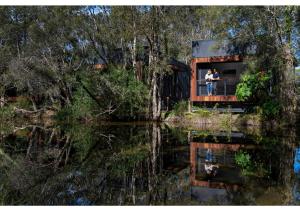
[212, 69, 220, 95]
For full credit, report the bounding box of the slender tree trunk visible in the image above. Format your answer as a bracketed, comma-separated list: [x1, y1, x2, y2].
[148, 123, 161, 204]
[30, 96, 37, 111]
[132, 20, 137, 72]
[278, 127, 295, 204]
[279, 45, 297, 125]
[152, 72, 158, 120]
[0, 95, 4, 108]
[132, 36, 137, 74]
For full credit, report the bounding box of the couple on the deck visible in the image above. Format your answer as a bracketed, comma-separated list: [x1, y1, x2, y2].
[205, 69, 220, 96]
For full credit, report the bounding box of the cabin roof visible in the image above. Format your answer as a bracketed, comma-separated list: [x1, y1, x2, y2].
[192, 40, 237, 58]
[192, 40, 255, 58]
[168, 58, 190, 72]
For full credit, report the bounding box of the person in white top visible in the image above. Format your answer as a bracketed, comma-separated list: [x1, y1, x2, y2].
[205, 70, 213, 96]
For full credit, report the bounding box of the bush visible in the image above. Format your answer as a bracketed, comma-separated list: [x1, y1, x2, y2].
[235, 151, 251, 169]
[236, 71, 270, 101]
[193, 108, 211, 117]
[260, 99, 281, 119]
[12, 97, 32, 110]
[235, 150, 269, 177]
[0, 106, 14, 121]
[56, 66, 149, 121]
[172, 101, 188, 117]
[55, 86, 97, 122]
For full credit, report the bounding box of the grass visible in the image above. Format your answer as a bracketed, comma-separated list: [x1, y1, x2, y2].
[193, 108, 212, 117]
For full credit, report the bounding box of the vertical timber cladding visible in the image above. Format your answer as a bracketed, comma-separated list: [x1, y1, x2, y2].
[190, 56, 243, 102]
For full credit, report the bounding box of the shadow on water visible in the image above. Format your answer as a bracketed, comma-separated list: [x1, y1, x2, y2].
[0, 121, 299, 205]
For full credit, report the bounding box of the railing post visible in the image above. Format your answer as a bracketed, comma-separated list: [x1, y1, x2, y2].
[224, 80, 227, 96]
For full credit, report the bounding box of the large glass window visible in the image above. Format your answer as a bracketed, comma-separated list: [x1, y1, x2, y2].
[196, 62, 243, 96]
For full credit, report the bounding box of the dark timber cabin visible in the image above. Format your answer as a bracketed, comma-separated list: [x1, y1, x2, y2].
[190, 40, 246, 104]
[162, 58, 190, 110]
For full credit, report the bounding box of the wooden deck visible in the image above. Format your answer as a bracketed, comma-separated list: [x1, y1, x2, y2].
[191, 95, 238, 102]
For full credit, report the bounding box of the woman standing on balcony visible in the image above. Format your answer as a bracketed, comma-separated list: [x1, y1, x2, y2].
[205, 70, 213, 96]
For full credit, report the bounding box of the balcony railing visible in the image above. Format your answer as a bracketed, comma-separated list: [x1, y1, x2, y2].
[196, 79, 237, 96]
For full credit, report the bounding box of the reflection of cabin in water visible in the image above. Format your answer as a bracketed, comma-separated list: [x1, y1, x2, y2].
[189, 132, 255, 203]
[191, 40, 247, 103]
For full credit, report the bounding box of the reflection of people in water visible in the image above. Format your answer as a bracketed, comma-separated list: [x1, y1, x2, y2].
[294, 148, 300, 174]
[204, 163, 219, 176]
[205, 149, 219, 176]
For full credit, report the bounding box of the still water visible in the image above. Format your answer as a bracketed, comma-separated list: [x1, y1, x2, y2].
[0, 122, 299, 205]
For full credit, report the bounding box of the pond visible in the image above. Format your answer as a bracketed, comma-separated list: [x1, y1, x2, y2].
[0, 121, 299, 205]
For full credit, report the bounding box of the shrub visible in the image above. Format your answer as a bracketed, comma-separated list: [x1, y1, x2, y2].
[172, 101, 188, 117]
[260, 99, 281, 119]
[235, 151, 251, 169]
[235, 150, 269, 177]
[0, 106, 14, 121]
[55, 86, 97, 122]
[12, 97, 32, 110]
[193, 108, 211, 117]
[236, 71, 271, 101]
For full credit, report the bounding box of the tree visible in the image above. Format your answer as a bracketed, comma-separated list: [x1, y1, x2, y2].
[216, 6, 299, 124]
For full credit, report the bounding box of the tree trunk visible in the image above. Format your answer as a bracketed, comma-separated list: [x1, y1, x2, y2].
[279, 45, 297, 125]
[0, 95, 4, 108]
[132, 20, 137, 75]
[30, 96, 37, 111]
[132, 36, 137, 75]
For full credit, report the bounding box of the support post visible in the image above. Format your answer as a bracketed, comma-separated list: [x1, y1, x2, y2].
[188, 100, 192, 113]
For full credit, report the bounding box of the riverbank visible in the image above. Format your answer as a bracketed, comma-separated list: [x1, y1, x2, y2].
[162, 110, 283, 132]
[1, 104, 288, 134]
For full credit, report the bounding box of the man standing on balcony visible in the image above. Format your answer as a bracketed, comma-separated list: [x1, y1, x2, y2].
[212, 69, 220, 95]
[205, 70, 213, 96]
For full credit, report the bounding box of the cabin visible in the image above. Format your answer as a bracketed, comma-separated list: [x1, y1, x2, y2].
[190, 40, 247, 104]
[162, 58, 190, 110]
[189, 131, 255, 203]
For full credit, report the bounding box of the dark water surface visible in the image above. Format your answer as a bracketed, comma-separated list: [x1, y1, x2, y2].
[0, 121, 299, 205]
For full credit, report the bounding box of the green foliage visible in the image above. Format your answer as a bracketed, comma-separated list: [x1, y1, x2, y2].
[55, 87, 96, 122]
[70, 87, 96, 120]
[193, 109, 211, 117]
[235, 151, 251, 169]
[0, 106, 16, 136]
[172, 101, 188, 117]
[235, 62, 283, 119]
[94, 67, 149, 119]
[0, 106, 14, 121]
[168, 127, 188, 143]
[67, 124, 95, 162]
[235, 150, 269, 177]
[260, 100, 281, 118]
[108, 144, 149, 176]
[236, 71, 271, 101]
[11, 97, 32, 110]
[220, 114, 233, 130]
[55, 67, 149, 121]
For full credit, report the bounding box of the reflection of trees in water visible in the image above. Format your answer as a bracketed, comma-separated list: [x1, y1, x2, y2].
[0, 125, 76, 204]
[278, 127, 296, 204]
[1, 123, 298, 205]
[0, 123, 169, 205]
